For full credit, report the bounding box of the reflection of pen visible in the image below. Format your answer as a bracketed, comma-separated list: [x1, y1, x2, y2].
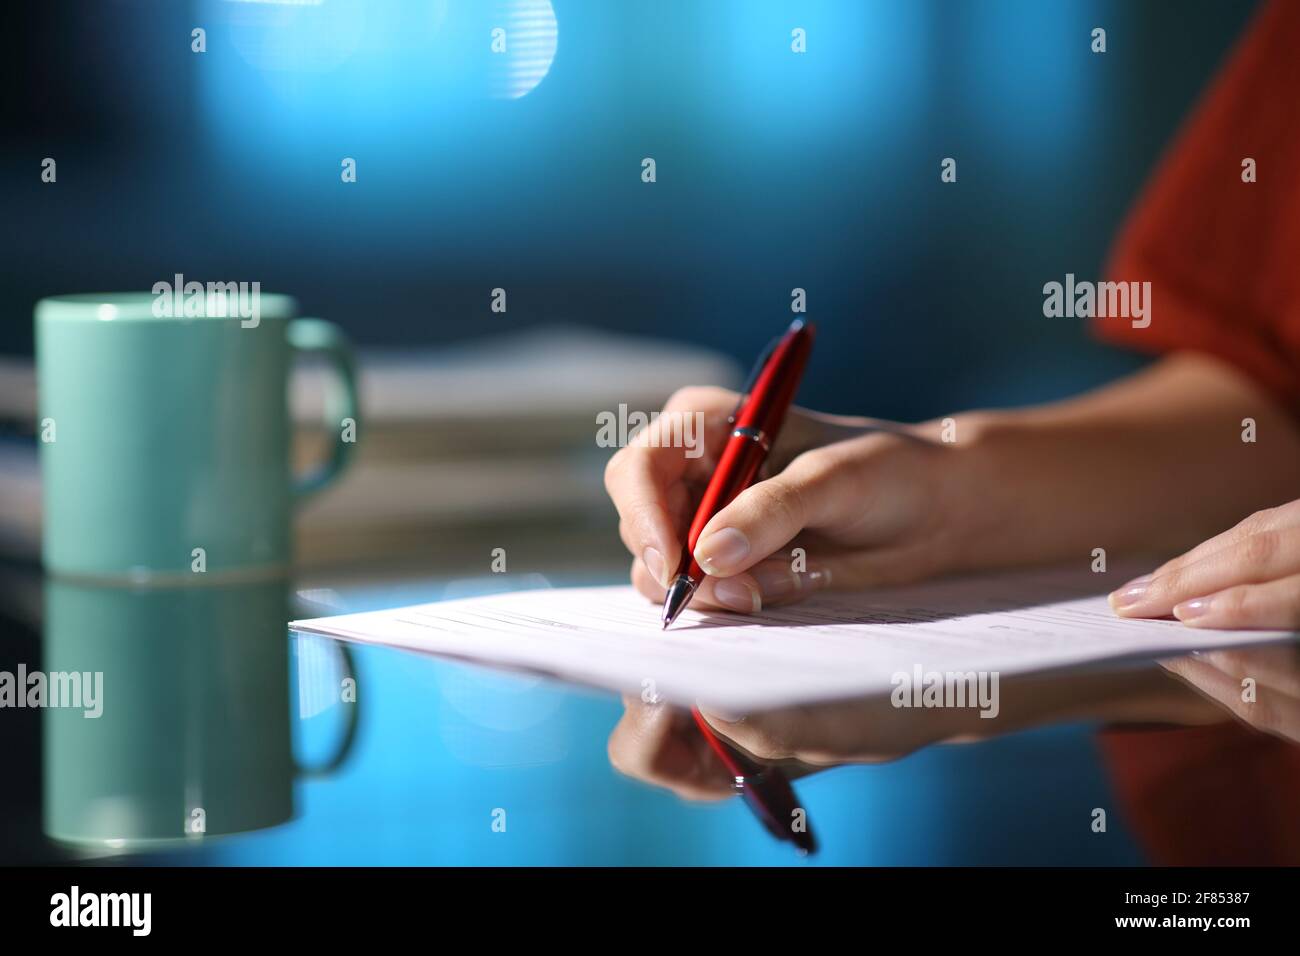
[661, 318, 817, 854]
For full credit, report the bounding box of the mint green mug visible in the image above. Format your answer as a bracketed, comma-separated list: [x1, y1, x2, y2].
[43, 576, 359, 849]
[36, 292, 358, 583]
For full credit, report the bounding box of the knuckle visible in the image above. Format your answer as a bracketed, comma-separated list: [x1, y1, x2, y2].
[1240, 508, 1276, 535]
[743, 733, 790, 762]
[732, 718, 794, 761]
[1154, 566, 1188, 600]
[787, 447, 839, 488]
[754, 478, 806, 532]
[1240, 529, 1280, 567]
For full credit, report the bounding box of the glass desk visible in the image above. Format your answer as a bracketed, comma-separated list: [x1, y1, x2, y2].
[0, 565, 1147, 866]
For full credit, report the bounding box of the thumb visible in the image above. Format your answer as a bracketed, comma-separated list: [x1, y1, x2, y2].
[692, 452, 837, 577]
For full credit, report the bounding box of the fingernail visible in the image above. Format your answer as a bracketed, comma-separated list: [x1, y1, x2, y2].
[1173, 597, 1213, 621]
[712, 577, 761, 614]
[695, 528, 751, 575]
[751, 564, 833, 601]
[643, 547, 667, 588]
[800, 567, 832, 590]
[1108, 574, 1153, 610]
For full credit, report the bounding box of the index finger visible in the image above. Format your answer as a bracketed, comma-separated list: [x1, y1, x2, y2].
[603, 386, 738, 585]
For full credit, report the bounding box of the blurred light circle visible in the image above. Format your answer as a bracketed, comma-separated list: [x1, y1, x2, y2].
[489, 0, 559, 100]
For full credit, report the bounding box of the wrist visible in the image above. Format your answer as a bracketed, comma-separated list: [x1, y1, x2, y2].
[918, 410, 1027, 573]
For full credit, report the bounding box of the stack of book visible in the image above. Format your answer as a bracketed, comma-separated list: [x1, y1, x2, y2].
[291, 325, 739, 570]
[0, 326, 739, 573]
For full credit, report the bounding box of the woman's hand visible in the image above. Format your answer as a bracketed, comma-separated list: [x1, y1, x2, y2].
[601, 361, 1300, 797]
[608, 667, 1214, 800]
[605, 358, 1300, 616]
[602, 385, 997, 796]
[1109, 500, 1300, 743]
[602, 386, 974, 613]
[607, 691, 970, 801]
[1159, 647, 1300, 745]
[1108, 500, 1300, 628]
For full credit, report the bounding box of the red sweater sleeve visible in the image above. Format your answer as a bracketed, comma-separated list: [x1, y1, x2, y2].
[1094, 0, 1300, 865]
[1097, 0, 1300, 417]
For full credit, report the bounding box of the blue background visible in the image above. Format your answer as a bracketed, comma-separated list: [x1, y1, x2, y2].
[0, 0, 1263, 864]
[2, 0, 1258, 418]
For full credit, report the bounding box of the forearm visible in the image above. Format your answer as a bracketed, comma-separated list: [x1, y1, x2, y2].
[942, 352, 1300, 571]
[941, 665, 1229, 745]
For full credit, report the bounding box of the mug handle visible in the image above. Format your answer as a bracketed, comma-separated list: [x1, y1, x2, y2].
[295, 641, 361, 780]
[287, 318, 360, 501]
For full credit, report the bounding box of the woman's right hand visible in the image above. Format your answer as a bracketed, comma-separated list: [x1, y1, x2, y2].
[603, 386, 984, 613]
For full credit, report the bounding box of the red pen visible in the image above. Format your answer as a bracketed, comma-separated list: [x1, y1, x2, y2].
[661, 318, 817, 854]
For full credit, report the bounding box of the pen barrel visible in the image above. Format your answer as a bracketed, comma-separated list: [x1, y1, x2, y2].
[691, 706, 816, 853]
[671, 322, 813, 586]
[686, 433, 767, 553]
[731, 322, 813, 437]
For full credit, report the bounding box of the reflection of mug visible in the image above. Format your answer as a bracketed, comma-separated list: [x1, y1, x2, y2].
[36, 292, 358, 583]
[42, 577, 356, 849]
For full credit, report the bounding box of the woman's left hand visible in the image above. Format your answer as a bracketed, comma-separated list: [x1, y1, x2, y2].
[1109, 500, 1300, 743]
[1110, 500, 1300, 629]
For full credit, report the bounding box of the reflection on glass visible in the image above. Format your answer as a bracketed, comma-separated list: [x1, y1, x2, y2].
[41, 577, 351, 851]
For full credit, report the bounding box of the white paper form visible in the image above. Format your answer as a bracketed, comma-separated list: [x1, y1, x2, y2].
[290, 566, 1296, 712]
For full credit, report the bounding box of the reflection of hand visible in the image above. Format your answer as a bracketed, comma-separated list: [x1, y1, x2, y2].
[606, 695, 944, 801]
[603, 386, 967, 614]
[607, 667, 1219, 800]
[1159, 647, 1300, 745]
[1108, 501, 1300, 743]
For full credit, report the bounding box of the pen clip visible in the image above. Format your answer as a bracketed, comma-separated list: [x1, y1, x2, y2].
[728, 334, 781, 425]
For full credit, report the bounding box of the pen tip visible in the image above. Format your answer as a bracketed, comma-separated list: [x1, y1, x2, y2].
[660, 576, 696, 630]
